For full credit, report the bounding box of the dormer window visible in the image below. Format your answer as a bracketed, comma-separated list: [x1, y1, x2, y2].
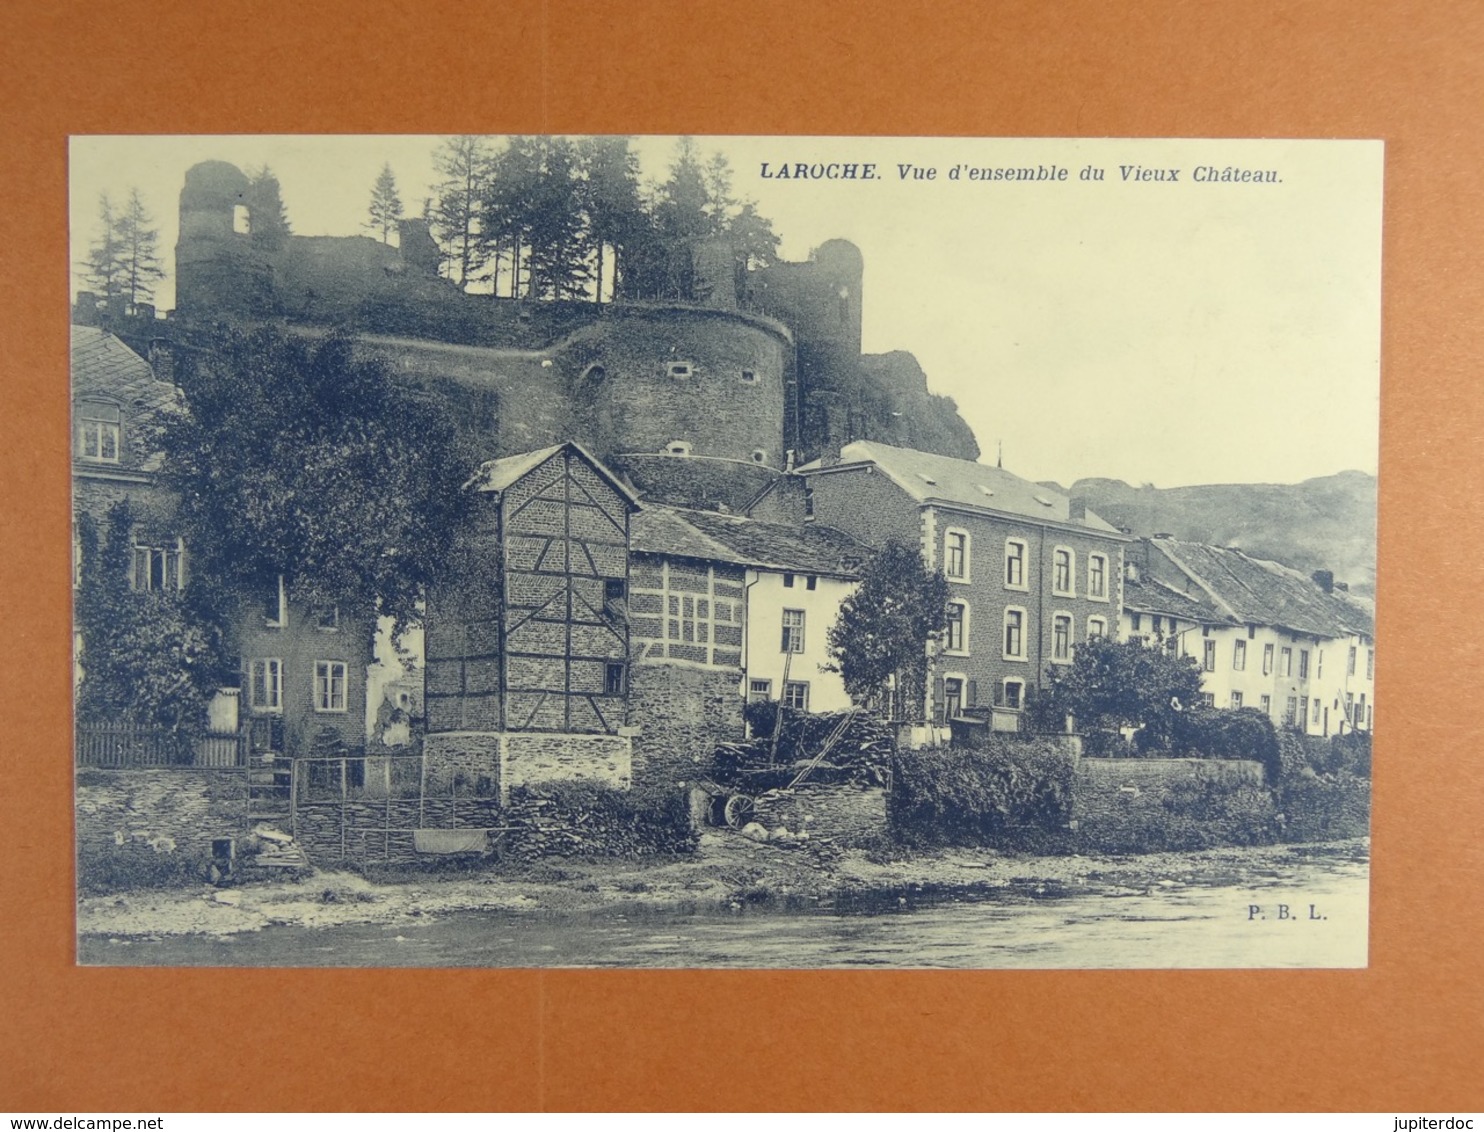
[76, 400, 121, 463]
[667, 362, 694, 380]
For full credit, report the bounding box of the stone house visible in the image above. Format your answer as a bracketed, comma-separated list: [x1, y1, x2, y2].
[791, 440, 1130, 735]
[71, 324, 372, 756]
[1121, 536, 1375, 736]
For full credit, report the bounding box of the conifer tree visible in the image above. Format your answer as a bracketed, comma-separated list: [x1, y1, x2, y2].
[115, 188, 166, 307]
[366, 163, 403, 244]
[429, 135, 495, 291]
[579, 136, 646, 303]
[81, 192, 124, 303]
[245, 166, 292, 252]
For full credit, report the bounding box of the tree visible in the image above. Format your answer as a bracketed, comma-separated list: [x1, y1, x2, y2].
[827, 541, 950, 719]
[366, 163, 403, 244]
[81, 192, 124, 302]
[484, 137, 541, 296]
[1040, 636, 1205, 746]
[579, 136, 646, 303]
[158, 328, 474, 638]
[74, 502, 223, 733]
[429, 135, 495, 290]
[245, 166, 292, 252]
[523, 137, 591, 299]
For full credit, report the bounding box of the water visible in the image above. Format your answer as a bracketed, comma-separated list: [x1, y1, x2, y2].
[80, 853, 1369, 969]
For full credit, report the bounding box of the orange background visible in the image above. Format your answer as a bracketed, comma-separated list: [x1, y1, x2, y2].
[2, 0, 1481, 1112]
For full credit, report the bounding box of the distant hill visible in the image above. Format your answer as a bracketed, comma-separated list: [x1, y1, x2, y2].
[1065, 471, 1377, 596]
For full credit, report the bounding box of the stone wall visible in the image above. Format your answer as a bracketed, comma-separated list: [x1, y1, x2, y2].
[75, 767, 251, 863]
[423, 730, 633, 804]
[628, 661, 745, 795]
[293, 795, 503, 865]
[753, 784, 887, 847]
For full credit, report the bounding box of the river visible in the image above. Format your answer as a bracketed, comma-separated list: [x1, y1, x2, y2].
[79, 854, 1369, 968]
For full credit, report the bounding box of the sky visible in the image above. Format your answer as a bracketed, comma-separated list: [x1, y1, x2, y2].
[69, 135, 1383, 489]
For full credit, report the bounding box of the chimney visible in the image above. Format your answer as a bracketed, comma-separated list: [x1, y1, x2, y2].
[1312, 569, 1334, 594]
[1069, 498, 1086, 521]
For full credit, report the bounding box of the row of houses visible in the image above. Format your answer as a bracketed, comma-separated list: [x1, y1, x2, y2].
[73, 324, 1375, 796]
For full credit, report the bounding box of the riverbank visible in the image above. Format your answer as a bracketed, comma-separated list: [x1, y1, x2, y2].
[77, 832, 1370, 942]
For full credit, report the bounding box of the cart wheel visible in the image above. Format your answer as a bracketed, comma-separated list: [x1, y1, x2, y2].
[723, 794, 755, 829]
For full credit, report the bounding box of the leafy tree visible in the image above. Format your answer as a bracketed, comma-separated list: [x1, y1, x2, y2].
[74, 502, 222, 733]
[158, 328, 474, 638]
[827, 540, 950, 720]
[245, 165, 292, 252]
[429, 135, 495, 290]
[1041, 636, 1205, 747]
[366, 162, 404, 244]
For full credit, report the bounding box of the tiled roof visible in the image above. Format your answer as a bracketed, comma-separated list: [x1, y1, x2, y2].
[798, 440, 1122, 533]
[632, 505, 869, 577]
[71, 325, 182, 421]
[466, 440, 641, 507]
[1151, 537, 1374, 639]
[1122, 574, 1227, 624]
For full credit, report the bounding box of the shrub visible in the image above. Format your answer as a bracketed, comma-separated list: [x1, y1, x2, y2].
[77, 838, 211, 895]
[717, 706, 893, 789]
[889, 737, 1076, 851]
[1075, 763, 1279, 854]
[1171, 706, 1281, 781]
[1274, 733, 1371, 841]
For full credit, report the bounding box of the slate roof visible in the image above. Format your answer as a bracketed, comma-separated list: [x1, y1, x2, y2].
[1150, 537, 1374, 639]
[631, 505, 870, 577]
[798, 440, 1122, 534]
[70, 326, 183, 472]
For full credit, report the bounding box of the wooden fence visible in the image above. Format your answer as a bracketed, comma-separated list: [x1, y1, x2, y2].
[75, 722, 244, 769]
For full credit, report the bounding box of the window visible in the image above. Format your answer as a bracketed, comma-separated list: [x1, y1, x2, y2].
[1366, 704, 1373, 729]
[76, 400, 121, 463]
[1357, 693, 1368, 729]
[1087, 616, 1106, 639]
[1151, 616, 1162, 634]
[1366, 649, 1374, 680]
[1345, 692, 1355, 722]
[604, 577, 626, 603]
[748, 679, 772, 703]
[1131, 612, 1142, 631]
[1088, 553, 1108, 600]
[806, 575, 817, 591]
[131, 543, 183, 592]
[1312, 697, 1321, 724]
[1003, 608, 1025, 659]
[249, 659, 282, 712]
[1285, 696, 1299, 726]
[667, 361, 694, 379]
[1002, 679, 1024, 710]
[1052, 613, 1072, 662]
[1281, 647, 1292, 677]
[604, 662, 626, 696]
[942, 677, 964, 720]
[1053, 548, 1074, 595]
[1233, 640, 1247, 671]
[1317, 650, 1324, 679]
[944, 602, 968, 654]
[781, 609, 805, 653]
[1348, 645, 1357, 676]
[1299, 649, 1310, 679]
[666, 440, 692, 456]
[783, 681, 809, 711]
[315, 661, 347, 713]
[1005, 540, 1027, 589]
[667, 593, 714, 644]
[1230, 691, 1243, 709]
[740, 369, 757, 383]
[1263, 643, 1274, 675]
[944, 529, 969, 581]
[264, 576, 286, 628]
[1203, 640, 1217, 672]
[314, 605, 340, 631]
[1200, 692, 1216, 708]
[1260, 694, 1272, 715]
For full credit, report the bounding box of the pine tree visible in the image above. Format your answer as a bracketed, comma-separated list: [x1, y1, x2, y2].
[81, 192, 124, 303]
[245, 166, 292, 252]
[366, 163, 403, 244]
[485, 137, 541, 297]
[523, 137, 591, 300]
[429, 135, 495, 291]
[115, 188, 166, 307]
[580, 136, 646, 303]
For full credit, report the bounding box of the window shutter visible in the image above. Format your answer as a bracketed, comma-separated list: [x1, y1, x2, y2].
[932, 675, 945, 725]
[967, 679, 978, 708]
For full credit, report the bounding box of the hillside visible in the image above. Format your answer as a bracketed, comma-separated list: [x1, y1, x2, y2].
[1065, 471, 1377, 596]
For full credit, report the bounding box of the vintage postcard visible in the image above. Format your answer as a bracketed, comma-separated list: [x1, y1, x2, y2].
[68, 135, 1381, 968]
